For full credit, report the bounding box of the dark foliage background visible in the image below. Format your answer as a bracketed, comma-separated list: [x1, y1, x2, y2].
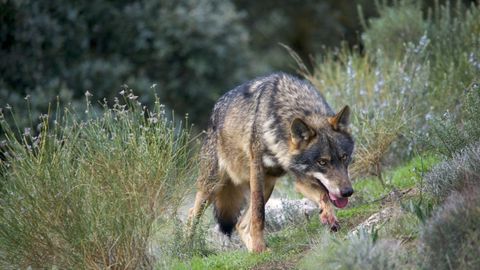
[0, 0, 476, 128]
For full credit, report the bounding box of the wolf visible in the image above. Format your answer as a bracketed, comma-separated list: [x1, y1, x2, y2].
[188, 72, 354, 252]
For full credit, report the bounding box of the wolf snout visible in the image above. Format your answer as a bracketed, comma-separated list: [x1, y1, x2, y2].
[340, 187, 354, 197]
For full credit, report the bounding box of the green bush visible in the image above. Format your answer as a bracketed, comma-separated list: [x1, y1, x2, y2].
[299, 1, 480, 179]
[234, 0, 375, 72]
[0, 94, 196, 268]
[426, 1, 480, 109]
[420, 186, 480, 269]
[361, 0, 480, 111]
[423, 142, 480, 201]
[0, 0, 251, 127]
[429, 82, 480, 157]
[361, 0, 427, 59]
[299, 229, 409, 270]
[301, 37, 430, 178]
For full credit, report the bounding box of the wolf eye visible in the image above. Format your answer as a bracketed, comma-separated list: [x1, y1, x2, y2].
[317, 159, 328, 166]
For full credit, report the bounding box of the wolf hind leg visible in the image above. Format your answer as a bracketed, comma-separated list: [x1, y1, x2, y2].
[188, 188, 212, 223]
[187, 183, 214, 245]
[188, 135, 219, 227]
[295, 179, 340, 231]
[212, 177, 247, 236]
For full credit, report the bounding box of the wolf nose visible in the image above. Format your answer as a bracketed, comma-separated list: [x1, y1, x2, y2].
[340, 187, 354, 197]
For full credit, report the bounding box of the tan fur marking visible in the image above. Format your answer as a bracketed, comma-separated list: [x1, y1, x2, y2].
[215, 180, 246, 222]
[247, 141, 267, 252]
[188, 189, 212, 221]
[237, 176, 276, 252]
[328, 105, 350, 131]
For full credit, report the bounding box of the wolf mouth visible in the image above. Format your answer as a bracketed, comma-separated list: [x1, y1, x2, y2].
[314, 179, 349, 209]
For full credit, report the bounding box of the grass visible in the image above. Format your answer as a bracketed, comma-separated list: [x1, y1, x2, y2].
[170, 251, 272, 270]
[287, 0, 480, 181]
[168, 152, 440, 269]
[297, 154, 440, 270]
[1, 1, 478, 269]
[424, 142, 480, 201]
[0, 93, 197, 269]
[168, 218, 327, 270]
[299, 230, 411, 270]
[420, 185, 480, 269]
[350, 154, 438, 203]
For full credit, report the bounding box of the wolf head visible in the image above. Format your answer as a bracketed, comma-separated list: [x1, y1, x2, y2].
[288, 105, 354, 208]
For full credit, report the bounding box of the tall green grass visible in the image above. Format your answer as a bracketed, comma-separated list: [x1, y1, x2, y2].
[0, 92, 196, 268]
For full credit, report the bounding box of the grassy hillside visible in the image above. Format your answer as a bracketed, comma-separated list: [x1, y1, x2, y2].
[0, 96, 197, 268]
[1, 1, 479, 269]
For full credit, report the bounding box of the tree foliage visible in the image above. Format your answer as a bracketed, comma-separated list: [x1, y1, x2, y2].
[0, 0, 251, 127]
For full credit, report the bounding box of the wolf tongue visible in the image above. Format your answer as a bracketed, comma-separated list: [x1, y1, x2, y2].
[329, 193, 349, 209]
[333, 197, 348, 208]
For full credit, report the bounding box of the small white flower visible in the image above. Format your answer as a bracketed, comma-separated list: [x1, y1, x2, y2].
[23, 128, 31, 137]
[128, 93, 138, 100]
[148, 117, 158, 124]
[85, 91, 93, 97]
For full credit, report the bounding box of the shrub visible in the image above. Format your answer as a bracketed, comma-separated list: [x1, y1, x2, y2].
[0, 93, 196, 268]
[420, 186, 480, 269]
[299, 229, 409, 270]
[0, 0, 251, 127]
[295, 1, 479, 179]
[426, 1, 480, 110]
[423, 142, 480, 201]
[429, 82, 480, 157]
[360, 0, 427, 59]
[299, 37, 430, 179]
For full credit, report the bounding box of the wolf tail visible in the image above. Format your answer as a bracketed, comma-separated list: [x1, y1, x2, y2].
[213, 180, 245, 236]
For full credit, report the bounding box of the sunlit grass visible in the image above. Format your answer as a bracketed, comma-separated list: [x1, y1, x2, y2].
[0, 92, 197, 269]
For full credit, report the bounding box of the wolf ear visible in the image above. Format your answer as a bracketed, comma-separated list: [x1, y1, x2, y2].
[328, 105, 350, 131]
[290, 118, 315, 146]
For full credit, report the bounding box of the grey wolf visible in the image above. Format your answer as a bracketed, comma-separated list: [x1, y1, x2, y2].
[188, 73, 354, 252]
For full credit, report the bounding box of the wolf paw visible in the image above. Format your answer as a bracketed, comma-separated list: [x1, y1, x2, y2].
[320, 212, 340, 232]
[329, 220, 340, 232]
[251, 241, 267, 253]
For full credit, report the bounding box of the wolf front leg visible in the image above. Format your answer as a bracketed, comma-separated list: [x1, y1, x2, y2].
[295, 180, 340, 231]
[237, 175, 276, 253]
[246, 140, 266, 252]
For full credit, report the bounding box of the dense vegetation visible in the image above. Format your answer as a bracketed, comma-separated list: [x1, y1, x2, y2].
[0, 96, 197, 268]
[1, 0, 474, 128]
[1, 0, 479, 269]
